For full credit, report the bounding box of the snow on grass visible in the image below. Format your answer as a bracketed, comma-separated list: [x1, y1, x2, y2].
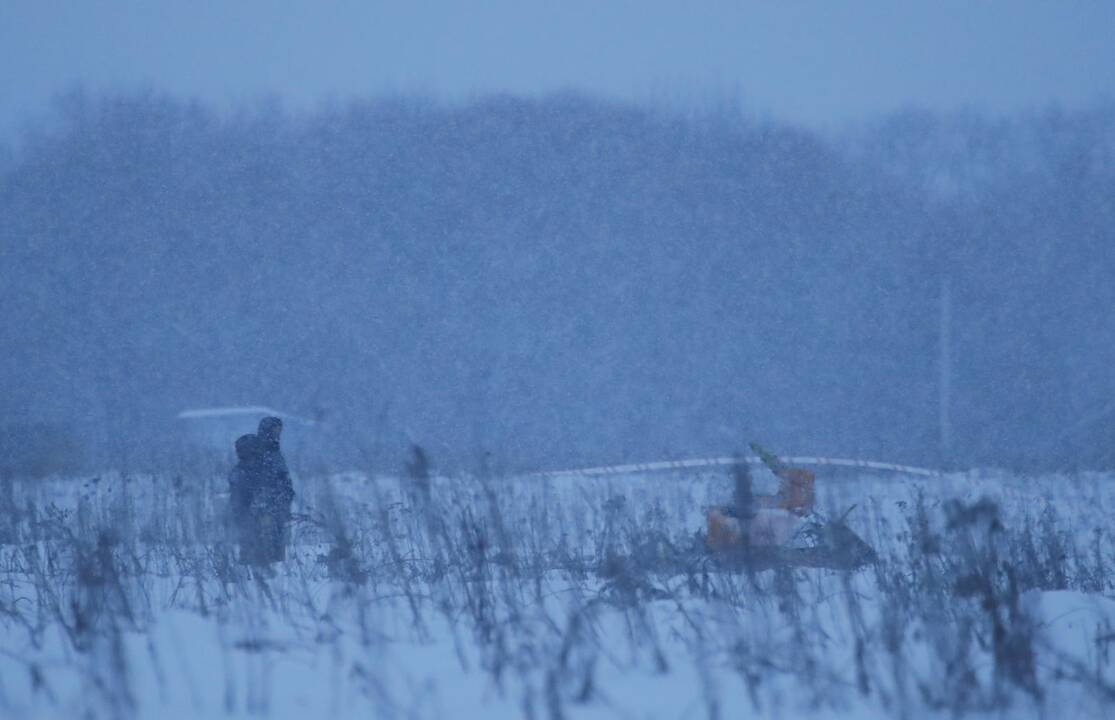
[1, 466, 1114, 718]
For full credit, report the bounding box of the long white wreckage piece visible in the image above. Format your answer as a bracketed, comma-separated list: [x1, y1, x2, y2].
[526, 455, 940, 479]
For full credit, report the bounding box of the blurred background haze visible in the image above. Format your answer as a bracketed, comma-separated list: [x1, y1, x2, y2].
[1, 1, 1113, 474]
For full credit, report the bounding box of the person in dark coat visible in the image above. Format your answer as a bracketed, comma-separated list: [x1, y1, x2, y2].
[405, 443, 431, 504]
[226, 418, 295, 566]
[228, 433, 268, 564]
[253, 416, 294, 563]
[257, 417, 290, 485]
[731, 456, 756, 525]
[229, 433, 263, 517]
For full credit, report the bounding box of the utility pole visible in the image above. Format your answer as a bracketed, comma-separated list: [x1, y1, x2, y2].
[939, 277, 953, 461]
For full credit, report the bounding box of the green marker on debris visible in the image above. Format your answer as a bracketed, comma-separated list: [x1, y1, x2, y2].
[749, 442, 785, 474]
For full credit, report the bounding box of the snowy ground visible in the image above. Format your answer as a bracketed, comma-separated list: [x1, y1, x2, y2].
[1, 465, 1114, 719]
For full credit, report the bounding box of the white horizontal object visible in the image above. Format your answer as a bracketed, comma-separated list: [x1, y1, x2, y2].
[176, 407, 315, 425]
[527, 455, 940, 479]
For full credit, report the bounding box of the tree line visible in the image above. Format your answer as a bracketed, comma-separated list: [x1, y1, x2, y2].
[1, 91, 1112, 472]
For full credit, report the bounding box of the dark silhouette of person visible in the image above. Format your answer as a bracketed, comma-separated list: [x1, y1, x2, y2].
[253, 416, 294, 563]
[731, 457, 755, 521]
[255, 416, 289, 490]
[226, 418, 294, 566]
[229, 433, 262, 519]
[405, 443, 431, 503]
[228, 433, 268, 564]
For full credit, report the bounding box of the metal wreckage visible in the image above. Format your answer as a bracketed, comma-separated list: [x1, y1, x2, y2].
[596, 444, 877, 584]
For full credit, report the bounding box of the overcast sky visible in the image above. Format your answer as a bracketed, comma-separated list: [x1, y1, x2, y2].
[2, 1, 1113, 139]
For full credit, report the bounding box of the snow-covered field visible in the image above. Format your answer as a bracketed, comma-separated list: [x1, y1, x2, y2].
[1, 465, 1114, 718]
